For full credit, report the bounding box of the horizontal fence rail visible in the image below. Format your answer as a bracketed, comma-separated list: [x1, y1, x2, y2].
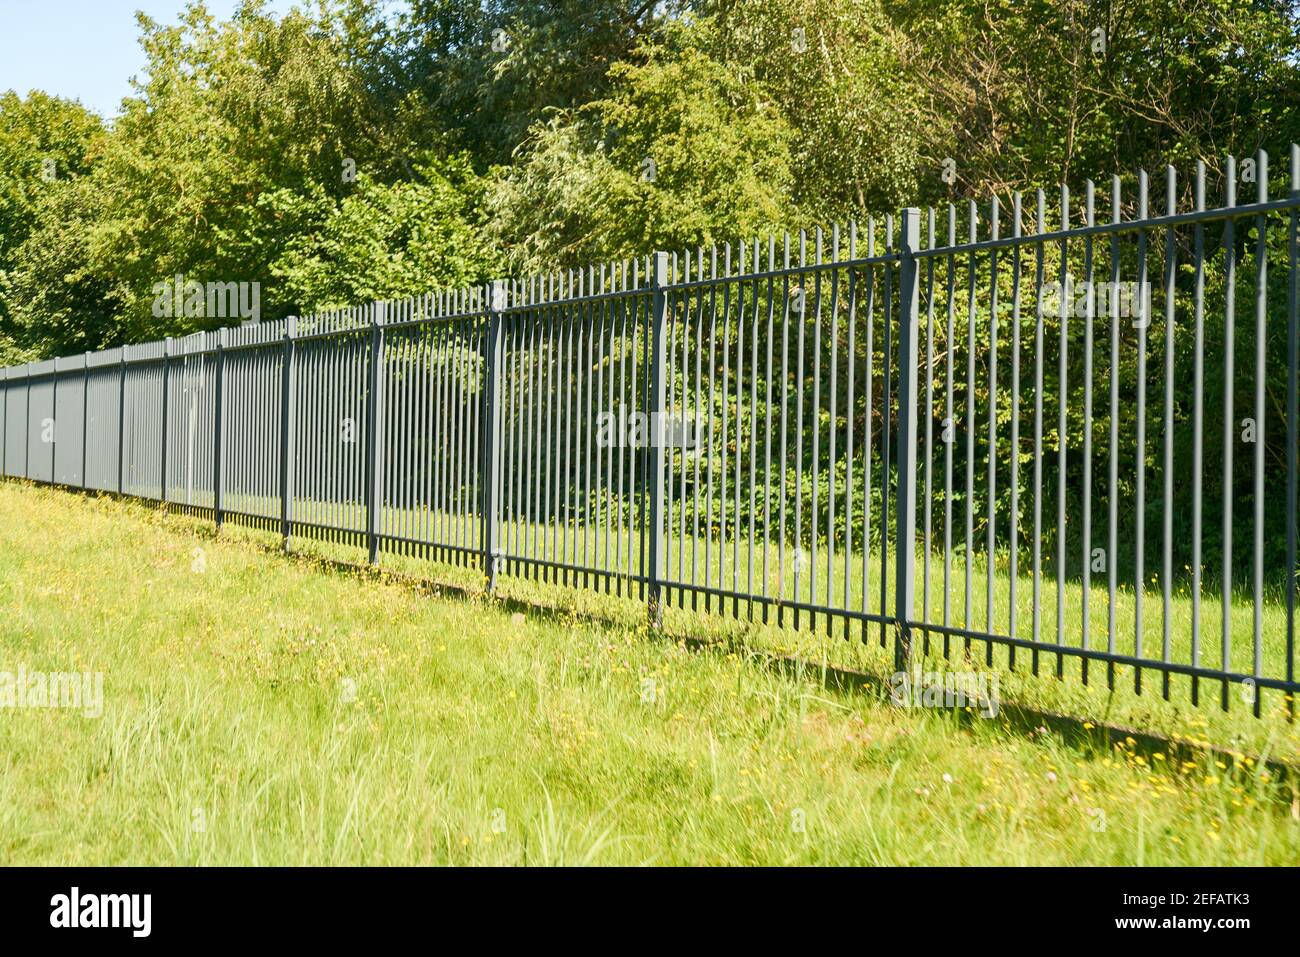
[3, 148, 1299, 717]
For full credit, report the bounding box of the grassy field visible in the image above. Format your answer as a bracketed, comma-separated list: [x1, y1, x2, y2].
[1, 479, 1298, 865]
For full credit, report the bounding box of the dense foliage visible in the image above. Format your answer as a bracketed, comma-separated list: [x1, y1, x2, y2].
[1, 0, 1298, 584]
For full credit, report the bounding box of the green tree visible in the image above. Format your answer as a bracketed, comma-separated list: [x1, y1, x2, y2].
[267, 153, 501, 310]
[705, 0, 925, 221]
[0, 91, 104, 362]
[488, 33, 794, 270]
[398, 0, 688, 168]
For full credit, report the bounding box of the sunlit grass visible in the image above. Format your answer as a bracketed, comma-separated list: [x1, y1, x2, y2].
[1, 479, 1297, 865]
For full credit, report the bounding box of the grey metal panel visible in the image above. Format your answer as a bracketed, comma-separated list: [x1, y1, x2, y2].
[122, 358, 164, 499]
[163, 349, 218, 507]
[3, 369, 27, 477]
[53, 363, 86, 486]
[26, 375, 54, 483]
[85, 364, 122, 491]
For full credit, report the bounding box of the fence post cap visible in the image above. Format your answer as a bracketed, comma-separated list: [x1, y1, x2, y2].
[652, 250, 670, 284]
[284, 315, 297, 338]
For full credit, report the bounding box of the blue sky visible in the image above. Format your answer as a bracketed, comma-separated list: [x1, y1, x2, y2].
[0, 0, 300, 118]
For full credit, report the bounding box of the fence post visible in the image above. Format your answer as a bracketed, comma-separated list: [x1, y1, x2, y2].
[893, 208, 923, 673]
[0, 367, 6, 477]
[80, 353, 89, 489]
[365, 302, 386, 565]
[213, 329, 227, 529]
[482, 280, 507, 591]
[160, 337, 172, 503]
[280, 317, 297, 549]
[24, 369, 31, 479]
[646, 251, 670, 627]
[50, 361, 58, 481]
[117, 351, 126, 495]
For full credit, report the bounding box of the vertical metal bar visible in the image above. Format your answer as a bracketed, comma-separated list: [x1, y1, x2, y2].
[160, 338, 171, 503]
[1082, 181, 1096, 684]
[1032, 190, 1046, 674]
[0, 368, 7, 478]
[987, 197, 998, 657]
[1135, 171, 1149, 695]
[582, 268, 594, 588]
[1107, 176, 1121, 690]
[366, 302, 386, 564]
[748, 240, 759, 622]
[826, 228, 838, 632]
[693, 252, 705, 608]
[647, 251, 670, 626]
[1056, 184, 1070, 678]
[80, 353, 89, 490]
[1288, 143, 1299, 720]
[51, 362, 58, 485]
[632, 266, 643, 594]
[1251, 152, 1268, 716]
[921, 211, 933, 641]
[616, 271, 628, 591]
[665, 258, 677, 603]
[280, 316, 296, 549]
[894, 208, 922, 671]
[880, 216, 894, 648]
[1222, 156, 1237, 710]
[214, 328, 227, 528]
[1009, 194, 1022, 662]
[810, 231, 822, 631]
[845, 223, 859, 639]
[987, 197, 1000, 660]
[965, 203, 977, 644]
[862, 227, 873, 636]
[24, 368, 31, 481]
[794, 233, 805, 627]
[721, 245, 733, 616]
[778, 237, 790, 626]
[484, 279, 506, 590]
[552, 283, 563, 582]
[662, 258, 675, 603]
[945, 206, 956, 645]
[1192, 161, 1207, 705]
[1162, 166, 1177, 699]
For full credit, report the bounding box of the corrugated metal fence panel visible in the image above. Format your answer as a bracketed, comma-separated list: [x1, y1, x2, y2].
[223, 325, 282, 520]
[292, 308, 370, 535]
[25, 361, 56, 485]
[122, 343, 165, 500]
[496, 264, 654, 593]
[2, 368, 28, 477]
[53, 356, 86, 487]
[165, 334, 218, 508]
[85, 349, 123, 492]
[378, 291, 485, 563]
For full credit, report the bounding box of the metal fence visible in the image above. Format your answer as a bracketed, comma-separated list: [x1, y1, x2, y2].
[3, 149, 1299, 716]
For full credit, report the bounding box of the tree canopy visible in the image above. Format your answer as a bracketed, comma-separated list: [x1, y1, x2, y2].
[1, 0, 1297, 360]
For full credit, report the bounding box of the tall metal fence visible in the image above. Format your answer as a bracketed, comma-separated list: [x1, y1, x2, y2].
[3, 149, 1299, 716]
